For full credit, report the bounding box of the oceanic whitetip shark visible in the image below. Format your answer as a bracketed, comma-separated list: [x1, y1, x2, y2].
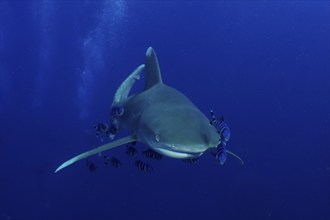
[55, 47, 243, 173]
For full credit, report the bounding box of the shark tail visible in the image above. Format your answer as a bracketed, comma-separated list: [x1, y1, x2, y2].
[55, 135, 136, 173]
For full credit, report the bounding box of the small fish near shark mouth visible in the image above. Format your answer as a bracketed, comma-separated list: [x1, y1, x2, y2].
[55, 47, 243, 173]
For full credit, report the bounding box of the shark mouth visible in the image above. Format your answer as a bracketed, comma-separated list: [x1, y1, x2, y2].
[153, 146, 204, 159]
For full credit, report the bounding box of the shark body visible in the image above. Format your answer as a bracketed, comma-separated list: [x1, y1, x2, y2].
[55, 47, 221, 173]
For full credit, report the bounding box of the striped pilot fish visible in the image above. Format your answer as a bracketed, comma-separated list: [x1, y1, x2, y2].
[210, 110, 244, 165]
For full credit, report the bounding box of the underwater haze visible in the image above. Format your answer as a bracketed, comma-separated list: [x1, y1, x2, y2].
[0, 1, 329, 220]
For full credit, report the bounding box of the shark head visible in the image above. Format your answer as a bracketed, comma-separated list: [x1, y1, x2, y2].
[135, 84, 221, 159]
[119, 47, 221, 158]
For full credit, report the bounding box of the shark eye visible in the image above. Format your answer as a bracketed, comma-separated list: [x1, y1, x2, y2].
[154, 134, 160, 142]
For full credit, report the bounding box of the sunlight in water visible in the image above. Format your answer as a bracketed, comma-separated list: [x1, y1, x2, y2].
[32, 0, 55, 110]
[0, 2, 10, 113]
[77, 0, 128, 120]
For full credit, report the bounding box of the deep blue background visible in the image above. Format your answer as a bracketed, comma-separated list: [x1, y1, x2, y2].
[0, 1, 329, 220]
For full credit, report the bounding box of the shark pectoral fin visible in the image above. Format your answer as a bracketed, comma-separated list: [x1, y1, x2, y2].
[55, 135, 136, 173]
[226, 149, 245, 165]
[113, 64, 145, 105]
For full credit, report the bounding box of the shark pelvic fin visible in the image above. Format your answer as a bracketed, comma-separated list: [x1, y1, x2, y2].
[55, 135, 136, 173]
[144, 47, 163, 90]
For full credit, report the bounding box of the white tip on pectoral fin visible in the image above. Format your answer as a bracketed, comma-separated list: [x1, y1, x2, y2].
[113, 64, 145, 105]
[55, 135, 136, 173]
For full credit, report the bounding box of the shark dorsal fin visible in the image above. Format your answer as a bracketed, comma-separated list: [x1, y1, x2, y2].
[144, 47, 163, 90]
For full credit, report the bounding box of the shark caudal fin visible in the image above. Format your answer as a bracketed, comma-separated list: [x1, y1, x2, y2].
[144, 47, 163, 90]
[55, 135, 136, 173]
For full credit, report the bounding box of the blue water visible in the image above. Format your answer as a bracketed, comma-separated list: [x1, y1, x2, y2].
[0, 1, 329, 220]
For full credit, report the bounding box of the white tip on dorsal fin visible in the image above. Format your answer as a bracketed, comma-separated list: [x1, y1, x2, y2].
[144, 47, 163, 90]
